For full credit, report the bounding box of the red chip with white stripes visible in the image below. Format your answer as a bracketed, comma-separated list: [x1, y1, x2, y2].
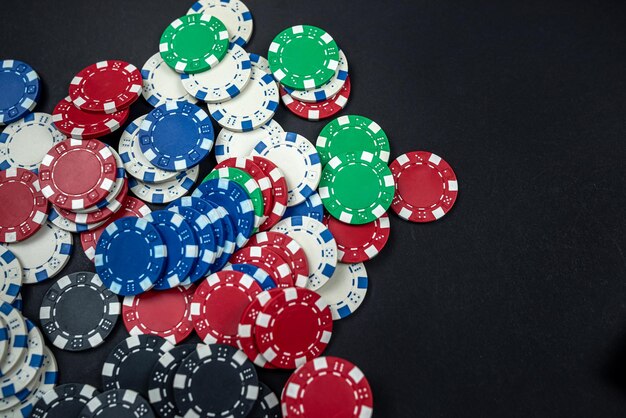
[250, 156, 288, 231]
[230, 245, 294, 288]
[52, 96, 129, 140]
[280, 76, 351, 121]
[0, 168, 48, 243]
[323, 213, 390, 263]
[246, 231, 309, 288]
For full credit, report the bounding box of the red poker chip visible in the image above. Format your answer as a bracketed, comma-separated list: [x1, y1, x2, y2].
[247, 231, 309, 288]
[281, 356, 374, 417]
[390, 151, 459, 223]
[230, 245, 294, 288]
[52, 96, 129, 140]
[323, 213, 390, 263]
[191, 270, 262, 347]
[250, 156, 288, 231]
[56, 176, 128, 225]
[80, 196, 151, 261]
[0, 168, 48, 243]
[254, 287, 333, 369]
[39, 138, 118, 211]
[69, 60, 142, 114]
[236, 288, 283, 369]
[215, 157, 274, 221]
[122, 284, 195, 344]
[280, 76, 351, 121]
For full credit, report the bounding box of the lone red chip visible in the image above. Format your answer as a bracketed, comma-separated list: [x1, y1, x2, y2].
[323, 213, 390, 263]
[0, 168, 48, 243]
[280, 76, 351, 121]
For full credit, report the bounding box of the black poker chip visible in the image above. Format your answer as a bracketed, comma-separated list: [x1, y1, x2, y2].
[148, 343, 197, 418]
[249, 382, 281, 418]
[39, 271, 120, 351]
[78, 388, 155, 418]
[31, 383, 100, 418]
[101, 335, 174, 399]
[173, 344, 259, 417]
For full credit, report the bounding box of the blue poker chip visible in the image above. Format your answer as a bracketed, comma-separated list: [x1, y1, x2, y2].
[144, 210, 199, 290]
[282, 191, 324, 222]
[138, 101, 214, 171]
[0, 60, 40, 125]
[225, 263, 276, 290]
[192, 178, 255, 249]
[95, 217, 167, 295]
[166, 205, 217, 284]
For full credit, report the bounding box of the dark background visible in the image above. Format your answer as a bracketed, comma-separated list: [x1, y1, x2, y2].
[2, 0, 626, 416]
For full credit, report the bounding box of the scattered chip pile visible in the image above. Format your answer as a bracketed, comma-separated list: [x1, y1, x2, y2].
[0, 0, 461, 415]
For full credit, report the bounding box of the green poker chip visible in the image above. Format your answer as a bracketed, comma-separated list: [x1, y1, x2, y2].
[319, 152, 395, 224]
[268, 25, 340, 90]
[160, 13, 230, 74]
[203, 167, 265, 229]
[316, 115, 391, 166]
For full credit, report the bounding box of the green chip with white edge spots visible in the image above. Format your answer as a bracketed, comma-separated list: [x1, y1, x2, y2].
[160, 13, 230, 74]
[203, 167, 265, 229]
[316, 115, 391, 166]
[268, 25, 340, 90]
[319, 151, 395, 225]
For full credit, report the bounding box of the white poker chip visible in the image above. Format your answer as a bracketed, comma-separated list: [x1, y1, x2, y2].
[3, 222, 73, 284]
[316, 262, 368, 320]
[0, 113, 65, 173]
[271, 216, 337, 290]
[208, 60, 279, 132]
[118, 115, 177, 184]
[0, 319, 44, 395]
[181, 43, 252, 103]
[188, 0, 254, 47]
[129, 165, 199, 204]
[0, 301, 28, 377]
[0, 316, 8, 366]
[214, 119, 284, 164]
[248, 53, 270, 75]
[141, 52, 198, 108]
[0, 247, 21, 304]
[251, 132, 322, 206]
[287, 50, 349, 103]
[48, 207, 106, 234]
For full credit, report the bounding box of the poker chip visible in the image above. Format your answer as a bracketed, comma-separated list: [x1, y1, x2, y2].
[390, 151, 459, 222]
[69, 60, 142, 114]
[249, 382, 280, 418]
[281, 76, 351, 121]
[317, 262, 368, 320]
[147, 343, 196, 418]
[181, 43, 252, 103]
[207, 203, 237, 271]
[324, 213, 390, 262]
[230, 246, 294, 288]
[3, 221, 73, 284]
[188, 0, 254, 46]
[249, 53, 271, 74]
[144, 210, 198, 289]
[191, 270, 262, 345]
[95, 217, 167, 296]
[138, 101, 213, 171]
[251, 156, 288, 231]
[128, 165, 198, 204]
[247, 231, 309, 288]
[30, 383, 100, 418]
[255, 287, 333, 369]
[78, 389, 155, 418]
[122, 285, 194, 345]
[0, 60, 40, 125]
[281, 356, 373, 418]
[172, 343, 259, 417]
[39, 271, 120, 351]
[51, 96, 129, 140]
[271, 216, 337, 290]
[0, 113, 65, 173]
[236, 288, 281, 368]
[214, 119, 285, 163]
[319, 151, 394, 224]
[0, 167, 47, 243]
[0, 301, 28, 377]
[166, 204, 218, 283]
[118, 115, 177, 184]
[282, 191, 324, 222]
[268, 25, 340, 90]
[224, 264, 276, 290]
[0, 247, 21, 304]
[193, 178, 255, 249]
[208, 60, 279, 132]
[101, 335, 174, 398]
[48, 207, 105, 234]
[0, 316, 7, 365]
[10, 293, 22, 313]
[0, 319, 44, 396]
[141, 52, 198, 108]
[285, 50, 349, 103]
[39, 138, 118, 211]
[80, 196, 151, 262]
[251, 132, 321, 206]
[159, 13, 229, 74]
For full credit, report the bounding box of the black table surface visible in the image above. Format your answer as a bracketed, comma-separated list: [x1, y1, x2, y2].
[3, 1, 626, 416]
